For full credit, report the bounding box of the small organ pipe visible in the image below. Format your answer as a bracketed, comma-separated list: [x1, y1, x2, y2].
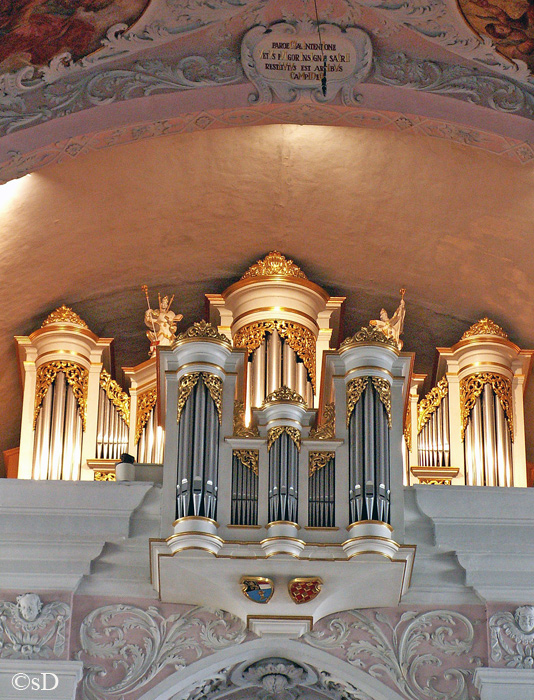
[306, 381, 313, 408]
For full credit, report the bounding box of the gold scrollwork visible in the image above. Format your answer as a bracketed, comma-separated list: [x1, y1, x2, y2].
[461, 317, 508, 341]
[234, 449, 259, 476]
[135, 388, 158, 444]
[460, 372, 513, 441]
[233, 320, 316, 390]
[176, 372, 223, 425]
[419, 477, 453, 485]
[417, 377, 448, 435]
[309, 451, 335, 476]
[100, 368, 130, 426]
[41, 305, 88, 328]
[201, 373, 223, 424]
[262, 386, 307, 407]
[267, 426, 301, 451]
[404, 401, 412, 452]
[241, 251, 307, 280]
[34, 361, 88, 430]
[175, 320, 231, 345]
[309, 402, 335, 440]
[94, 471, 116, 481]
[176, 373, 201, 425]
[346, 378, 368, 427]
[372, 377, 392, 428]
[340, 325, 398, 351]
[233, 400, 259, 437]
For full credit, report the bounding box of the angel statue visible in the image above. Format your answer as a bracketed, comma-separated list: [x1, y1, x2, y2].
[142, 286, 183, 357]
[370, 289, 406, 350]
[490, 605, 534, 667]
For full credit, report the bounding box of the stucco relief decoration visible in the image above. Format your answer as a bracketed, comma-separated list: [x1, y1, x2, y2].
[241, 21, 372, 105]
[489, 605, 534, 667]
[0, 593, 71, 659]
[77, 604, 247, 700]
[304, 609, 480, 700]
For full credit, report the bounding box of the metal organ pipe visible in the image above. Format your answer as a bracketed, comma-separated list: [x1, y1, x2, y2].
[252, 340, 266, 407]
[483, 384, 497, 486]
[268, 431, 299, 522]
[296, 361, 307, 401]
[49, 372, 67, 480]
[283, 344, 297, 391]
[267, 330, 281, 395]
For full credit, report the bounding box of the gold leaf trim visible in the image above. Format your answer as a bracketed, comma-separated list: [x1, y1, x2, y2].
[262, 386, 307, 407]
[176, 372, 223, 425]
[241, 251, 307, 280]
[234, 449, 259, 476]
[41, 304, 88, 329]
[417, 377, 448, 435]
[267, 426, 301, 451]
[309, 402, 335, 440]
[404, 401, 412, 452]
[201, 373, 223, 424]
[176, 373, 201, 425]
[234, 320, 316, 390]
[175, 320, 231, 345]
[34, 361, 88, 430]
[461, 317, 508, 341]
[135, 388, 158, 444]
[309, 451, 335, 476]
[372, 377, 392, 428]
[100, 368, 130, 427]
[233, 400, 259, 437]
[340, 325, 398, 351]
[94, 471, 116, 481]
[346, 378, 368, 427]
[460, 372, 513, 441]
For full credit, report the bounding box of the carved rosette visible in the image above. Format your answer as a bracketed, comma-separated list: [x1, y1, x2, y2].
[34, 361, 88, 430]
[234, 319, 316, 390]
[234, 449, 259, 475]
[41, 305, 88, 328]
[309, 402, 336, 439]
[100, 368, 130, 426]
[175, 319, 231, 345]
[233, 400, 259, 437]
[262, 385, 307, 407]
[417, 377, 448, 434]
[176, 372, 223, 425]
[241, 251, 307, 280]
[309, 451, 335, 476]
[340, 325, 398, 351]
[267, 426, 301, 451]
[460, 372, 513, 440]
[135, 388, 157, 444]
[461, 317, 508, 341]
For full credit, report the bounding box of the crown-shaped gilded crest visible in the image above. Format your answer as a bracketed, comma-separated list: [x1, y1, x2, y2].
[41, 305, 88, 329]
[461, 317, 508, 341]
[241, 251, 307, 280]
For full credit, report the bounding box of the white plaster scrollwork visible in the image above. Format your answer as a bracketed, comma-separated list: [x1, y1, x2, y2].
[78, 604, 247, 700]
[304, 610, 479, 700]
[489, 606, 534, 668]
[0, 593, 71, 659]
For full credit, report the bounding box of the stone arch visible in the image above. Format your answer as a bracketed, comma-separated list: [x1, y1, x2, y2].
[136, 637, 408, 700]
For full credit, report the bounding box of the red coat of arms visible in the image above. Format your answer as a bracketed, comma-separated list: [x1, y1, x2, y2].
[288, 577, 322, 604]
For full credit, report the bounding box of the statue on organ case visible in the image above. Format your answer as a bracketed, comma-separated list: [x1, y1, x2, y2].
[370, 288, 406, 350]
[142, 286, 183, 356]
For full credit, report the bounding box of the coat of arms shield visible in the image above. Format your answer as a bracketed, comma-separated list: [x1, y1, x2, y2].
[288, 577, 322, 604]
[240, 576, 274, 604]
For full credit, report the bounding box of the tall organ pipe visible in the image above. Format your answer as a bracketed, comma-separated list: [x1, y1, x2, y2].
[267, 330, 281, 395]
[283, 344, 297, 391]
[268, 431, 299, 522]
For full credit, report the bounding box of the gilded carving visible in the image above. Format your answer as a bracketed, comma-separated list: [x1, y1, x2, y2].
[404, 401, 412, 451]
[135, 387, 158, 444]
[233, 400, 259, 437]
[94, 471, 116, 481]
[372, 377, 392, 427]
[418, 477, 453, 485]
[34, 361, 88, 430]
[309, 451, 335, 476]
[346, 377, 368, 427]
[175, 319, 231, 345]
[340, 325, 399, 351]
[267, 426, 301, 451]
[176, 372, 223, 425]
[461, 317, 508, 341]
[309, 402, 336, 439]
[417, 377, 448, 434]
[100, 368, 130, 426]
[234, 320, 316, 389]
[201, 373, 223, 424]
[262, 385, 307, 407]
[460, 372, 513, 441]
[234, 449, 259, 476]
[241, 251, 307, 280]
[41, 304, 88, 329]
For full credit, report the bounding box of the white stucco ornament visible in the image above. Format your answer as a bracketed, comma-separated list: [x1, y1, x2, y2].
[241, 21, 372, 105]
[490, 606, 534, 668]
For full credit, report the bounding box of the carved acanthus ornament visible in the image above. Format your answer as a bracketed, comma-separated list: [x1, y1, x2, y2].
[417, 377, 448, 434]
[262, 385, 307, 407]
[100, 368, 130, 426]
[34, 361, 88, 430]
[234, 319, 316, 390]
[41, 304, 88, 328]
[234, 449, 259, 476]
[372, 377, 392, 427]
[340, 325, 398, 351]
[404, 401, 412, 451]
[309, 451, 335, 476]
[309, 402, 336, 439]
[461, 317, 508, 341]
[233, 400, 259, 437]
[346, 378, 368, 426]
[176, 372, 223, 425]
[267, 426, 301, 451]
[94, 471, 116, 482]
[460, 372, 513, 441]
[241, 251, 307, 280]
[490, 606, 534, 668]
[135, 388, 157, 444]
[175, 319, 231, 345]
